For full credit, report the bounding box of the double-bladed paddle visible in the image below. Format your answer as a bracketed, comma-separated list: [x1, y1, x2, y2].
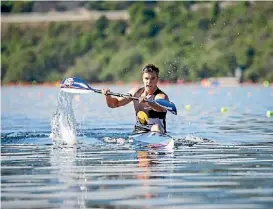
[60, 77, 177, 115]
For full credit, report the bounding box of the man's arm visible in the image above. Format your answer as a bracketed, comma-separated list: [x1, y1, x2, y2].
[103, 87, 139, 108]
[141, 93, 169, 112]
[105, 96, 131, 108]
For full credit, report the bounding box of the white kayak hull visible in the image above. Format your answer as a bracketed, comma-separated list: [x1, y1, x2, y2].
[129, 132, 174, 150]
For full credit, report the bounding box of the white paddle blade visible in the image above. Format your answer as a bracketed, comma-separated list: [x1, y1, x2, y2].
[60, 88, 92, 94]
[60, 77, 92, 94]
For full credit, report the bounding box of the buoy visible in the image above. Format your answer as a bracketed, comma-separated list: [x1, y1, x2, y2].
[263, 80, 269, 87]
[221, 107, 228, 113]
[266, 111, 273, 117]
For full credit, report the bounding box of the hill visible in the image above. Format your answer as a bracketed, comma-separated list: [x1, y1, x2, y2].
[1, 1, 273, 84]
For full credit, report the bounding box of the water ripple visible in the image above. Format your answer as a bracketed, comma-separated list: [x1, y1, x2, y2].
[1, 86, 273, 208]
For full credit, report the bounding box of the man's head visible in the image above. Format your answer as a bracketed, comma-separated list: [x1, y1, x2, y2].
[142, 64, 159, 76]
[142, 64, 159, 93]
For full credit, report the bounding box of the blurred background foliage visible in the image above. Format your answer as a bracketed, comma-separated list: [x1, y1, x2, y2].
[1, 1, 273, 83]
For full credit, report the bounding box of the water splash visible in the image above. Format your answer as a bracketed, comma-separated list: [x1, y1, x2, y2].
[174, 134, 213, 147]
[50, 91, 77, 145]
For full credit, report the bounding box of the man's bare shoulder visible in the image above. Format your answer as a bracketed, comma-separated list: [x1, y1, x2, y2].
[155, 90, 169, 101]
[128, 86, 142, 97]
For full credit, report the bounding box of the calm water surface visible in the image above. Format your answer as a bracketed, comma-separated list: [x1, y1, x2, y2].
[1, 85, 273, 209]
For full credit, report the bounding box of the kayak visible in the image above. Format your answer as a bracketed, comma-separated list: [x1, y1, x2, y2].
[129, 132, 174, 150]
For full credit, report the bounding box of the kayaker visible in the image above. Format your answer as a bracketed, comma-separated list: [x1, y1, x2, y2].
[102, 64, 170, 134]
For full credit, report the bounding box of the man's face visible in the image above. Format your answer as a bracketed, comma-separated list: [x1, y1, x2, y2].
[142, 71, 159, 92]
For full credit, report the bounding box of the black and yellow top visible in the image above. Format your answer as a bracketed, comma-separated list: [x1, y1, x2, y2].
[132, 87, 167, 133]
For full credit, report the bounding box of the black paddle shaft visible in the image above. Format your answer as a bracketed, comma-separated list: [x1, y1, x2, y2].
[94, 89, 139, 101]
[91, 86, 176, 113]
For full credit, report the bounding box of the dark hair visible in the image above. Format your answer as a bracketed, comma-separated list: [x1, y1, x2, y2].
[142, 64, 159, 75]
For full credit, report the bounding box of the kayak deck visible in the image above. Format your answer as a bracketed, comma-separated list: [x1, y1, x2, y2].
[129, 132, 174, 150]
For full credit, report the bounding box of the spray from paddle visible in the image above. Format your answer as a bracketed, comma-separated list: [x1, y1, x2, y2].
[50, 91, 77, 145]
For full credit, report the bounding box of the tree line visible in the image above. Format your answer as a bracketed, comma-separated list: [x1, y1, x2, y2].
[1, 1, 273, 84]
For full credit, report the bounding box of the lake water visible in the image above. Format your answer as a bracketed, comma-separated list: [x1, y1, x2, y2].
[1, 85, 273, 209]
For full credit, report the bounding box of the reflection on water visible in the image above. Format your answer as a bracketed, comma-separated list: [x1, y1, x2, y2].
[50, 146, 82, 209]
[1, 85, 273, 208]
[1, 142, 273, 208]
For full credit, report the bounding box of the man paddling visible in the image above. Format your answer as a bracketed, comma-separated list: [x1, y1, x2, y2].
[102, 64, 170, 133]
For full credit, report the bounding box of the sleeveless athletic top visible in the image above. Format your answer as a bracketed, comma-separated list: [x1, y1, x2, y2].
[132, 87, 167, 133]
